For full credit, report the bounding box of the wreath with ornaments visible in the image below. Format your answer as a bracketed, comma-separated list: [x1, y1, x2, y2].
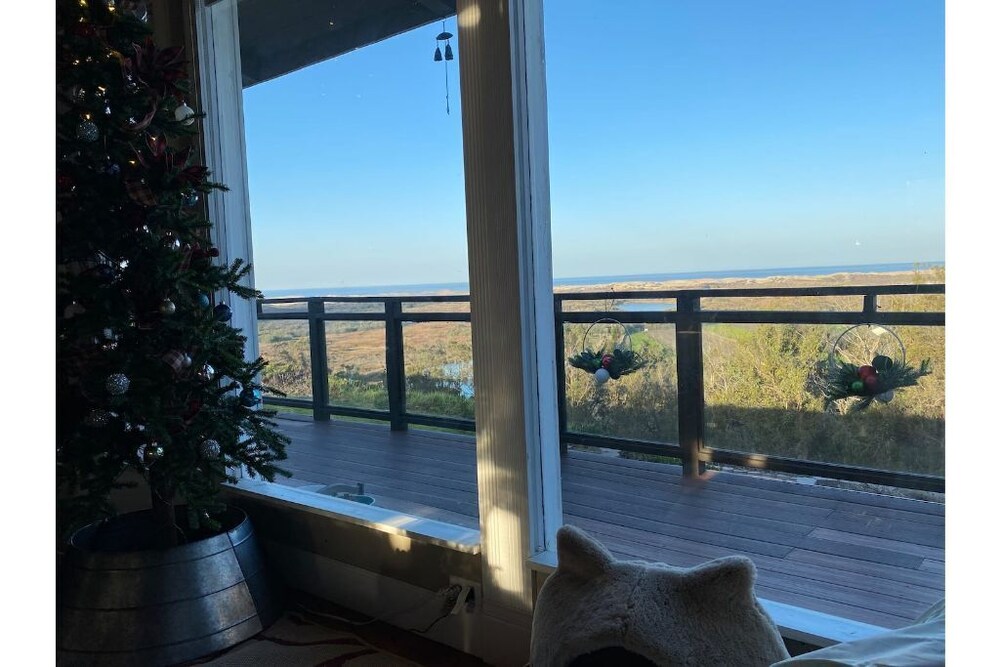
[568, 319, 647, 385]
[823, 325, 931, 412]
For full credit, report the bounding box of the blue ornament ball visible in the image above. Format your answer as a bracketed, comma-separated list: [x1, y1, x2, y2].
[239, 387, 263, 407]
[214, 303, 232, 322]
[198, 293, 211, 308]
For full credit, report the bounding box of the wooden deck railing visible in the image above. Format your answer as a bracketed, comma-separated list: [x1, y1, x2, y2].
[257, 283, 945, 492]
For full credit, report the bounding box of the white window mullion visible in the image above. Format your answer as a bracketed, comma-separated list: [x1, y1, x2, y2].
[458, 0, 560, 663]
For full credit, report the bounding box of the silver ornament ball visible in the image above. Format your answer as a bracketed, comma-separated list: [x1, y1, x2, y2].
[594, 368, 611, 385]
[76, 120, 100, 142]
[200, 439, 221, 459]
[197, 364, 216, 381]
[159, 298, 177, 316]
[174, 102, 196, 126]
[875, 390, 895, 403]
[106, 373, 130, 395]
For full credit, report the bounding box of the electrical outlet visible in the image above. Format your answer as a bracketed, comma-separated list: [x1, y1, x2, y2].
[448, 576, 480, 614]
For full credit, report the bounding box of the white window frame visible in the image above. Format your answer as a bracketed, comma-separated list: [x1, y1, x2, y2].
[193, 3, 563, 656]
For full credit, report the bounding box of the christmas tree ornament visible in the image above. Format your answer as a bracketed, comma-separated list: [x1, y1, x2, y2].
[101, 328, 119, 351]
[182, 191, 200, 207]
[239, 387, 263, 407]
[857, 365, 876, 379]
[198, 293, 211, 308]
[104, 162, 121, 177]
[850, 380, 864, 393]
[106, 373, 130, 395]
[594, 368, 611, 385]
[875, 390, 895, 403]
[162, 234, 182, 251]
[872, 355, 894, 372]
[70, 85, 87, 103]
[182, 353, 193, 368]
[131, 1, 149, 22]
[174, 101, 196, 125]
[159, 298, 177, 316]
[200, 439, 221, 459]
[84, 409, 113, 428]
[214, 303, 232, 322]
[137, 442, 163, 464]
[162, 350, 186, 373]
[862, 374, 880, 392]
[76, 119, 100, 142]
[197, 364, 216, 381]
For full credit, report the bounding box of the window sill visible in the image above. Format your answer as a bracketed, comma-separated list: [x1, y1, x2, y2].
[526, 551, 888, 648]
[223, 478, 481, 555]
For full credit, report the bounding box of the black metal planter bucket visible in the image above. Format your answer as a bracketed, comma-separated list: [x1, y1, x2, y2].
[57, 506, 280, 666]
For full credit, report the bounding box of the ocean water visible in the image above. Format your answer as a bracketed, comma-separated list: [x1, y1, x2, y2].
[261, 261, 943, 298]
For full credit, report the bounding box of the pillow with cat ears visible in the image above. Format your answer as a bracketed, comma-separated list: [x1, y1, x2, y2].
[530, 525, 790, 667]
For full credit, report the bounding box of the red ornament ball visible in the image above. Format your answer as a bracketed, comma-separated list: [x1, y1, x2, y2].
[601, 354, 613, 369]
[863, 374, 880, 392]
[857, 365, 876, 379]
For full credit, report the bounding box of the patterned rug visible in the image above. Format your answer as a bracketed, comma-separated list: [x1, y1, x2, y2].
[198, 612, 418, 666]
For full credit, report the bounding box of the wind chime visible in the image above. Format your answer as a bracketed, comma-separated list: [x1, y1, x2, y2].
[433, 21, 454, 114]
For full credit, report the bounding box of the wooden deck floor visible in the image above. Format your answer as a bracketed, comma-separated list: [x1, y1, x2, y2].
[272, 416, 944, 630]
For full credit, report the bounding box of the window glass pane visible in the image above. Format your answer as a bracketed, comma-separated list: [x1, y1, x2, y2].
[546, 0, 944, 630]
[240, 1, 476, 528]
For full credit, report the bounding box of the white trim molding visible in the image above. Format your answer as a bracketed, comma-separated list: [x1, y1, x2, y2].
[193, 0, 259, 364]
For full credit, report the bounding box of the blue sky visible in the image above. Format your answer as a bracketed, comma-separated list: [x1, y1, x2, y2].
[242, 1, 944, 291]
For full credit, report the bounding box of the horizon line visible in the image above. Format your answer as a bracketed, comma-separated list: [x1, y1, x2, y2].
[258, 260, 945, 294]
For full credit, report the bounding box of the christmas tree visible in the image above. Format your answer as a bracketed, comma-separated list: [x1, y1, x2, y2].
[57, 0, 290, 547]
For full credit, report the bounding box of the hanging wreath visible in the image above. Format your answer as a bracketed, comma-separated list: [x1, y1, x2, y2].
[568, 318, 647, 385]
[822, 324, 931, 412]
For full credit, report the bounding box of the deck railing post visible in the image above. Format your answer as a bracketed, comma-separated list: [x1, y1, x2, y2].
[676, 294, 706, 479]
[307, 299, 330, 421]
[555, 297, 568, 455]
[385, 299, 407, 431]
